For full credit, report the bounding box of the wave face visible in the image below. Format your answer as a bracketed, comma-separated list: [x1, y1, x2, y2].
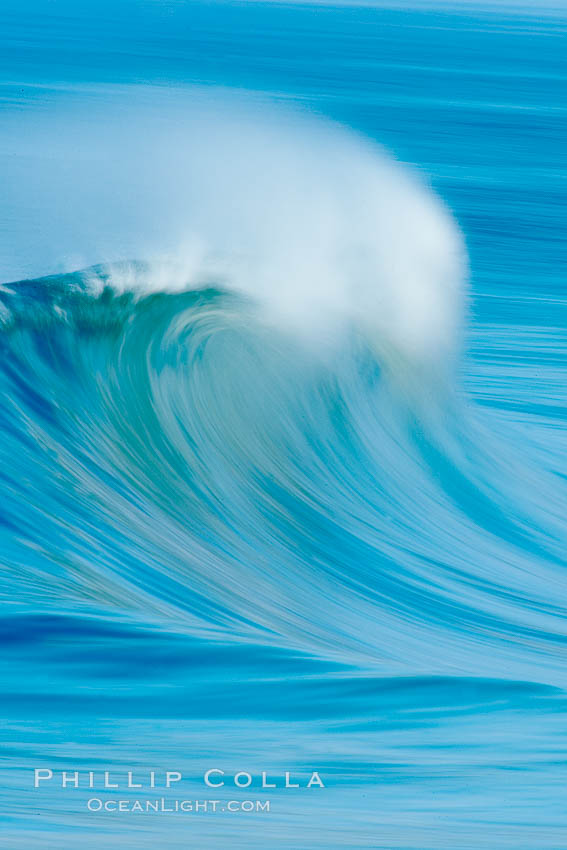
[1, 3, 567, 849]
[2, 264, 567, 676]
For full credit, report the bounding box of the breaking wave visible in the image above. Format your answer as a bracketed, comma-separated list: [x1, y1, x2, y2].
[1, 100, 566, 691]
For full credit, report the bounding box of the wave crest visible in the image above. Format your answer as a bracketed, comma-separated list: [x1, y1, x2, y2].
[1, 91, 467, 363]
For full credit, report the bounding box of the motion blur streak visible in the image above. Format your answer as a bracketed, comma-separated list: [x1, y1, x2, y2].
[0, 2, 566, 848]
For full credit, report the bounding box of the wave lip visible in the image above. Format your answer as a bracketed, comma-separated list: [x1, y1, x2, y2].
[1, 91, 467, 365]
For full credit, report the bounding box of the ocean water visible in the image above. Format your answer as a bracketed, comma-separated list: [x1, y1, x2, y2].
[1, 2, 566, 848]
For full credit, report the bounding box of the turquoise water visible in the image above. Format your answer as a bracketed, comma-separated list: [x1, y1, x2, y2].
[1, 2, 566, 847]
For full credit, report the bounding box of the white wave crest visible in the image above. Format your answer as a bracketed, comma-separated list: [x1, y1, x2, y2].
[1, 88, 467, 360]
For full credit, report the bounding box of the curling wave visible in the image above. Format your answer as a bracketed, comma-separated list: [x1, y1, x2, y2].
[1, 97, 567, 688]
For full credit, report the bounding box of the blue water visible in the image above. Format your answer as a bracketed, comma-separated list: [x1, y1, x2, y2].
[1, 2, 566, 848]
